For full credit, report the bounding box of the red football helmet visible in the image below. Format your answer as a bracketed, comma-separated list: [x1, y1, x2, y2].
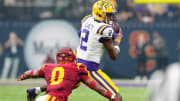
[56, 47, 76, 64]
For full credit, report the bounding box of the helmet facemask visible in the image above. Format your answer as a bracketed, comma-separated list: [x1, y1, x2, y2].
[105, 12, 115, 24]
[56, 47, 76, 64]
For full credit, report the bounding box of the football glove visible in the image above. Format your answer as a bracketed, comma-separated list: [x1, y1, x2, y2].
[112, 23, 123, 46]
[113, 29, 123, 46]
[111, 95, 122, 101]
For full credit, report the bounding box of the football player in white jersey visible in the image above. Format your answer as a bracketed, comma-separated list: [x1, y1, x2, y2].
[77, 0, 122, 100]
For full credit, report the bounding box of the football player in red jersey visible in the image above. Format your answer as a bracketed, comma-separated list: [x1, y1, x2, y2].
[18, 47, 120, 101]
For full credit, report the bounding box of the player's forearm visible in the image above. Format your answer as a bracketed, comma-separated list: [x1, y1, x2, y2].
[108, 47, 119, 60]
[107, 44, 120, 60]
[84, 78, 112, 100]
[104, 39, 119, 60]
[17, 70, 40, 81]
[113, 33, 122, 57]
[92, 83, 113, 100]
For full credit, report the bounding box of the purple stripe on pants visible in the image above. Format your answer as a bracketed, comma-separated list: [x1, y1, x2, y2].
[95, 71, 118, 94]
[90, 71, 105, 88]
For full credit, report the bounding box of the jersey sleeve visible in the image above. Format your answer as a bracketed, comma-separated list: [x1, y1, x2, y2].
[38, 64, 46, 77]
[81, 14, 92, 24]
[97, 25, 113, 39]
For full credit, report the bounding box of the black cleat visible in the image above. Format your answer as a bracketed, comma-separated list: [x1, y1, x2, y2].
[26, 88, 37, 101]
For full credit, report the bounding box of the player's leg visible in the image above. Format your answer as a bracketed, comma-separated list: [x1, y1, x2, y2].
[27, 88, 38, 101]
[88, 69, 122, 101]
[88, 69, 119, 96]
[36, 94, 63, 101]
[27, 86, 46, 101]
[36, 95, 49, 101]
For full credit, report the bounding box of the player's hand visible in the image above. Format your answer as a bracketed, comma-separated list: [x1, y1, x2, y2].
[111, 97, 117, 101]
[17, 73, 25, 81]
[17, 72, 28, 81]
[112, 23, 123, 46]
[110, 94, 122, 101]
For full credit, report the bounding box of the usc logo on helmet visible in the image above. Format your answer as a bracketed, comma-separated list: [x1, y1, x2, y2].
[92, 0, 116, 23]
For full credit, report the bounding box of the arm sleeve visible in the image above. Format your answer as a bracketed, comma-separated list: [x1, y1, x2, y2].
[38, 70, 44, 77]
[38, 64, 46, 77]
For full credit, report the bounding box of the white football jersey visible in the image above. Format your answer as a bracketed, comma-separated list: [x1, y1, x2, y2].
[77, 15, 114, 64]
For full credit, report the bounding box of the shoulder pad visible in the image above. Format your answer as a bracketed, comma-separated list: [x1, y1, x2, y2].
[97, 24, 113, 38]
[81, 14, 92, 24]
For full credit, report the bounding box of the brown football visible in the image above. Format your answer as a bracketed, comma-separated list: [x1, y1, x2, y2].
[113, 23, 120, 33]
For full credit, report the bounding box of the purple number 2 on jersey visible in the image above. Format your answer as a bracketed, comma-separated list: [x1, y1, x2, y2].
[80, 29, 89, 51]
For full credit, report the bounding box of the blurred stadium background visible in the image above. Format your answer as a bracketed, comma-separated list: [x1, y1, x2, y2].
[0, 0, 180, 101]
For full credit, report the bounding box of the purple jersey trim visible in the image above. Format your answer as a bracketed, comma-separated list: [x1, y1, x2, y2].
[98, 37, 104, 43]
[97, 25, 105, 34]
[100, 26, 112, 35]
[77, 58, 100, 71]
[95, 71, 118, 94]
[82, 16, 91, 24]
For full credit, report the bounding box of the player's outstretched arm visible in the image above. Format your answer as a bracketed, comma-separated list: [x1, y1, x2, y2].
[81, 75, 118, 101]
[17, 70, 40, 81]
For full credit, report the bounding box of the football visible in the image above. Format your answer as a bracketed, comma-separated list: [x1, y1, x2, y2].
[112, 23, 120, 33]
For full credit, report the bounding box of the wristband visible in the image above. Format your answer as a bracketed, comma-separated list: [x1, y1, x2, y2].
[115, 36, 122, 43]
[30, 70, 34, 77]
[114, 45, 120, 52]
[89, 81, 96, 89]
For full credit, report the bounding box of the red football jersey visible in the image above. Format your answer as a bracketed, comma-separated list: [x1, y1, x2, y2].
[38, 63, 88, 100]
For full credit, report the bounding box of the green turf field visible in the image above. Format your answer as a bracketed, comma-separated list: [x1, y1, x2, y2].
[0, 85, 147, 101]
